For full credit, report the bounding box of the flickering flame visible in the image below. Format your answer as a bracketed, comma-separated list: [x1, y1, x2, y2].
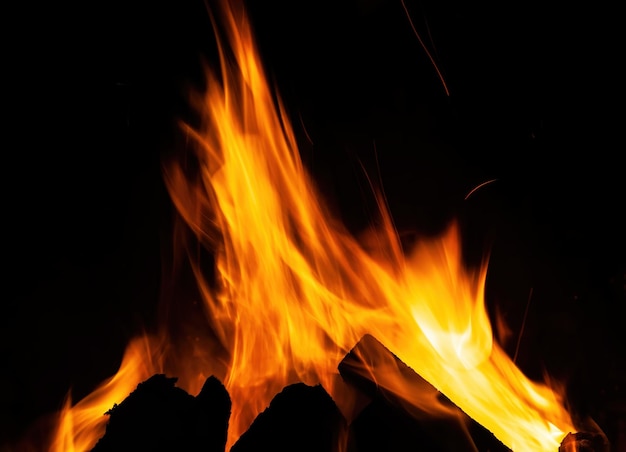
[164, 1, 575, 450]
[43, 0, 577, 451]
[50, 336, 164, 452]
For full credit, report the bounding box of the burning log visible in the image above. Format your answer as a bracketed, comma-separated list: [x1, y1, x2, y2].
[339, 334, 511, 451]
[339, 335, 613, 452]
[68, 349, 608, 452]
[230, 383, 347, 452]
[91, 374, 231, 452]
[558, 432, 609, 452]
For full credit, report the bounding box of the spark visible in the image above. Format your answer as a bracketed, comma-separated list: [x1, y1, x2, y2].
[514, 287, 534, 364]
[298, 111, 314, 146]
[464, 178, 498, 200]
[400, 0, 450, 97]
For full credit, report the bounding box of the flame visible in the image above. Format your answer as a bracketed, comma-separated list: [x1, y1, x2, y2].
[164, 1, 575, 450]
[50, 336, 164, 452]
[38, 0, 577, 451]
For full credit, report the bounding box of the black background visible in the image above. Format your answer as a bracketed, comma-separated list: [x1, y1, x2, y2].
[3, 0, 625, 448]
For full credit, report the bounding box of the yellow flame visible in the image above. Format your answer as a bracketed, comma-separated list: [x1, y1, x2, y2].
[50, 336, 164, 452]
[36, 1, 576, 451]
[165, 1, 575, 450]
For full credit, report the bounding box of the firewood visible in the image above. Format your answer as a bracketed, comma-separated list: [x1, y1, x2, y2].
[91, 373, 230, 452]
[558, 432, 609, 452]
[230, 383, 347, 452]
[338, 334, 510, 451]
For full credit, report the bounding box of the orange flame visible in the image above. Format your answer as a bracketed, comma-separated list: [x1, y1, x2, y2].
[164, 1, 575, 450]
[38, 1, 576, 451]
[50, 336, 164, 452]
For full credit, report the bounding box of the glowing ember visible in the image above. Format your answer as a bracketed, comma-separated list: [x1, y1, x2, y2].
[41, 0, 577, 451]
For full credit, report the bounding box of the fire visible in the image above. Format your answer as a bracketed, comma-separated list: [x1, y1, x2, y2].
[50, 336, 164, 452]
[39, 0, 577, 451]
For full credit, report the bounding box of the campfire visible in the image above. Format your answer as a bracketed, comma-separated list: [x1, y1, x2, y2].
[7, 0, 620, 451]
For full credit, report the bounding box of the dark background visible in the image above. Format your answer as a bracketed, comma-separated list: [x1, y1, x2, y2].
[3, 0, 624, 448]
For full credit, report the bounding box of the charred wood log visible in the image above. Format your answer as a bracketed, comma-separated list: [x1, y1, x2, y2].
[558, 432, 609, 452]
[230, 383, 347, 452]
[91, 374, 230, 452]
[338, 334, 510, 452]
[82, 340, 610, 452]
